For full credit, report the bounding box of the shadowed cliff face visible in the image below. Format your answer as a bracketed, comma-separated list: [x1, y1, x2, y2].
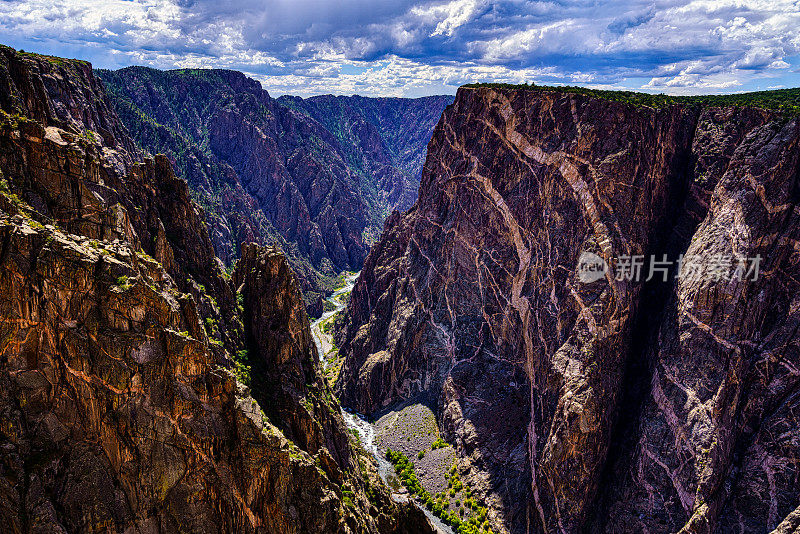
[233, 243, 355, 469]
[96, 67, 451, 314]
[336, 86, 800, 533]
[0, 45, 433, 534]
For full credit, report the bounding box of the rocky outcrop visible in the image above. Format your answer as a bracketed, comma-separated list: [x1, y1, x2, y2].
[0, 46, 242, 357]
[336, 86, 800, 533]
[97, 67, 451, 312]
[0, 212, 431, 533]
[233, 243, 353, 468]
[0, 214, 335, 532]
[0, 45, 433, 533]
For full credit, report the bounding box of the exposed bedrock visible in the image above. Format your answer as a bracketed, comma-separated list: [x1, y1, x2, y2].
[0, 45, 434, 534]
[336, 86, 800, 533]
[97, 66, 451, 310]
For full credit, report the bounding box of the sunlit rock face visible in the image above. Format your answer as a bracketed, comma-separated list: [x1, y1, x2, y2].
[0, 45, 434, 534]
[336, 86, 800, 533]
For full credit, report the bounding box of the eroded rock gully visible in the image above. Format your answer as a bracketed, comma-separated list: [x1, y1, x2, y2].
[0, 45, 433, 533]
[336, 86, 800, 533]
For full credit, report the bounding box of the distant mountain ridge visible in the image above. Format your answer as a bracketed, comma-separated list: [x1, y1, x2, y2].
[97, 66, 452, 313]
[279, 93, 451, 214]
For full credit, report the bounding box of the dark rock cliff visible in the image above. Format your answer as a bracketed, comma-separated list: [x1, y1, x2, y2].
[336, 86, 800, 533]
[233, 243, 353, 468]
[0, 45, 432, 533]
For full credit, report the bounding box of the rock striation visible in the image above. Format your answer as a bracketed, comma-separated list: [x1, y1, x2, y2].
[0, 45, 432, 533]
[336, 85, 800, 533]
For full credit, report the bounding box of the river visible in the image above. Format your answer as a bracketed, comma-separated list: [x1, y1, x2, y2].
[309, 273, 453, 534]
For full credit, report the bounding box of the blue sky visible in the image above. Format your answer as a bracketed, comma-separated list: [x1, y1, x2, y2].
[1, 0, 799, 97]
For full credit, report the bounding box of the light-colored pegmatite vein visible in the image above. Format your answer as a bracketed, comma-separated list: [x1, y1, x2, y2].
[444, 97, 548, 532]
[486, 91, 632, 335]
[479, 89, 639, 533]
[490, 92, 615, 263]
[405, 227, 457, 369]
[477, 93, 629, 332]
[649, 368, 695, 513]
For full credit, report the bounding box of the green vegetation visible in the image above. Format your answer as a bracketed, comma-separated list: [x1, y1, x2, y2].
[323, 350, 344, 389]
[348, 427, 362, 446]
[386, 449, 424, 496]
[79, 128, 99, 144]
[0, 109, 31, 129]
[331, 271, 357, 291]
[236, 290, 244, 313]
[233, 348, 252, 386]
[341, 487, 355, 508]
[223, 259, 237, 280]
[0, 45, 90, 71]
[333, 289, 352, 308]
[464, 83, 800, 116]
[115, 275, 133, 291]
[386, 450, 493, 534]
[431, 437, 449, 450]
[195, 283, 218, 309]
[135, 250, 160, 266]
[317, 314, 345, 388]
[321, 317, 335, 337]
[204, 317, 219, 340]
[0, 174, 36, 218]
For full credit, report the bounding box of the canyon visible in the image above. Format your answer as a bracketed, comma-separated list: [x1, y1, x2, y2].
[96, 66, 451, 315]
[0, 45, 433, 533]
[1, 40, 800, 534]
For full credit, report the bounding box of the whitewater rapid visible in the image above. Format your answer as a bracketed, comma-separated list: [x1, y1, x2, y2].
[308, 273, 452, 533]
